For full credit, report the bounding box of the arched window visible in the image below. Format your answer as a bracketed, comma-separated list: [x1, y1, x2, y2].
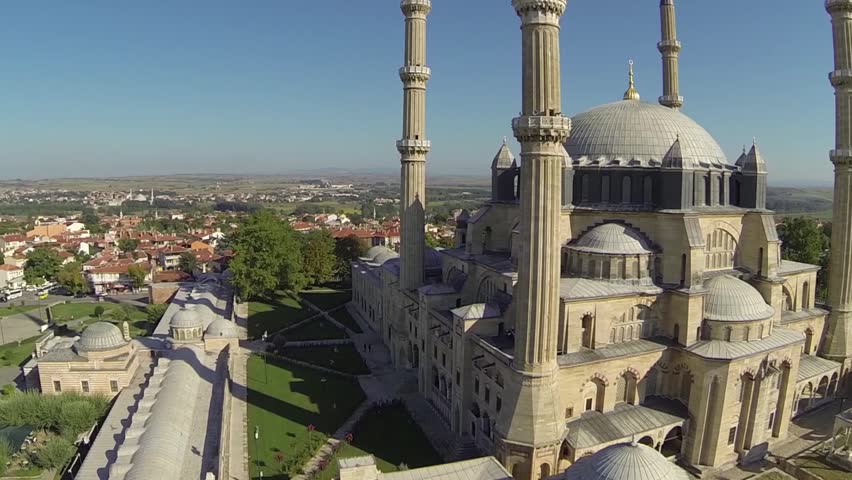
[673, 324, 680, 343]
[718, 176, 725, 205]
[681, 373, 691, 403]
[581, 314, 594, 348]
[680, 254, 687, 285]
[581, 175, 590, 202]
[803, 281, 811, 309]
[704, 176, 711, 206]
[643, 176, 653, 205]
[725, 327, 733, 342]
[610, 328, 616, 344]
[622, 176, 632, 204]
[704, 228, 738, 271]
[601, 175, 611, 203]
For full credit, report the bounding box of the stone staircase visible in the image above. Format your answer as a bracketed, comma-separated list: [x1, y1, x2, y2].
[402, 393, 483, 462]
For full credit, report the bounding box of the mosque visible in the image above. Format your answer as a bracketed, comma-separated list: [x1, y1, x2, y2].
[350, 0, 852, 478]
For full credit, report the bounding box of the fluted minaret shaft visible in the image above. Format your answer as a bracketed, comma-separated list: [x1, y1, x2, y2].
[825, 0, 852, 360]
[398, 0, 431, 291]
[658, 0, 683, 109]
[511, 0, 571, 373]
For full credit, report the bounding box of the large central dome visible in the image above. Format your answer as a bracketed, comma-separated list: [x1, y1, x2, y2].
[566, 100, 728, 169]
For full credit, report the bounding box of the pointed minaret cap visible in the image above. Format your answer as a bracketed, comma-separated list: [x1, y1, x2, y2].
[662, 135, 696, 169]
[742, 138, 768, 174]
[491, 137, 517, 169]
[735, 145, 747, 167]
[623, 60, 641, 101]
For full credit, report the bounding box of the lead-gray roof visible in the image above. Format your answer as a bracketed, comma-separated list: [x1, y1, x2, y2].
[75, 322, 127, 352]
[571, 223, 653, 255]
[452, 303, 502, 321]
[703, 275, 775, 322]
[687, 327, 803, 360]
[339, 456, 512, 480]
[559, 278, 662, 301]
[491, 140, 516, 170]
[798, 354, 841, 383]
[780, 307, 828, 324]
[565, 401, 686, 450]
[564, 442, 691, 480]
[778, 260, 820, 275]
[558, 338, 669, 367]
[567, 100, 728, 170]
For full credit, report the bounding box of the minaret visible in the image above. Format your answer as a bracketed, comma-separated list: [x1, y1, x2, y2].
[149, 188, 154, 206]
[658, 0, 684, 109]
[496, 1, 570, 478]
[824, 0, 852, 363]
[397, 0, 431, 290]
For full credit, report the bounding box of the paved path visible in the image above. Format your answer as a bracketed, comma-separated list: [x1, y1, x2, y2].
[229, 347, 249, 480]
[0, 312, 45, 345]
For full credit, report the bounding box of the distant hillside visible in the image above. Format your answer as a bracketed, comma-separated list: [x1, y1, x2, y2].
[767, 187, 833, 219]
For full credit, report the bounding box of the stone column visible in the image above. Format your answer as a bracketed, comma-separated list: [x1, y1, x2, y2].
[398, 0, 431, 291]
[825, 0, 852, 367]
[495, 2, 570, 479]
[658, 0, 684, 109]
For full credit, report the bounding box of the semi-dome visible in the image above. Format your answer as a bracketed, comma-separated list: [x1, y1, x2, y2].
[564, 442, 691, 480]
[572, 223, 653, 255]
[171, 305, 203, 329]
[205, 318, 239, 338]
[372, 249, 399, 266]
[567, 100, 727, 169]
[364, 246, 388, 261]
[75, 322, 126, 352]
[704, 275, 774, 322]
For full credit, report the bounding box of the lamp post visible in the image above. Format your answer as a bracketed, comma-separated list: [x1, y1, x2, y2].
[253, 425, 260, 472]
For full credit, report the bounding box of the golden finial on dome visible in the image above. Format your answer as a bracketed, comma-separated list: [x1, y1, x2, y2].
[623, 59, 641, 101]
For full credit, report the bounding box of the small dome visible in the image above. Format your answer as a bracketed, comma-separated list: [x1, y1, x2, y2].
[704, 275, 774, 322]
[171, 305, 203, 329]
[76, 322, 126, 352]
[364, 246, 388, 261]
[205, 318, 239, 338]
[565, 442, 691, 480]
[572, 224, 653, 255]
[567, 100, 727, 169]
[372, 249, 399, 266]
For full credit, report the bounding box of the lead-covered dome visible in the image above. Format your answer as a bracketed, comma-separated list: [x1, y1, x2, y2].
[572, 223, 653, 255]
[75, 322, 126, 352]
[205, 318, 239, 338]
[704, 275, 774, 322]
[567, 100, 727, 169]
[171, 305, 203, 328]
[564, 442, 690, 480]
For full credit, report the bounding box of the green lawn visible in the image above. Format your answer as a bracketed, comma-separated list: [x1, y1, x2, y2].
[284, 319, 347, 342]
[49, 302, 110, 322]
[280, 345, 369, 375]
[0, 305, 39, 318]
[0, 336, 39, 367]
[300, 289, 351, 312]
[754, 471, 794, 480]
[330, 308, 363, 334]
[248, 293, 315, 338]
[247, 354, 366, 480]
[315, 404, 442, 480]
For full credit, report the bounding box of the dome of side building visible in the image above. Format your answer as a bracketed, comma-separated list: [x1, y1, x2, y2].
[564, 442, 691, 480]
[75, 322, 127, 352]
[205, 318, 239, 338]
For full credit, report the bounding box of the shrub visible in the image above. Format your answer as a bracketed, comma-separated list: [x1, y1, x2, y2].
[146, 304, 168, 325]
[33, 435, 74, 469]
[0, 392, 109, 436]
[1, 384, 15, 396]
[93, 306, 105, 318]
[0, 438, 11, 475]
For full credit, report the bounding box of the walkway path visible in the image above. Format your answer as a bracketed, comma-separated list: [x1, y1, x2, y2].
[228, 347, 249, 480]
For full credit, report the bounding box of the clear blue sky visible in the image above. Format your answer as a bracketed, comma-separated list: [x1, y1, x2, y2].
[0, 1, 834, 185]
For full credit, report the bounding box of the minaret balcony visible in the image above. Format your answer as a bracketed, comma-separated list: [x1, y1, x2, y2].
[512, 0, 567, 16]
[830, 149, 852, 165]
[399, 66, 432, 83]
[830, 69, 852, 87]
[397, 139, 432, 155]
[657, 39, 682, 53]
[512, 115, 571, 142]
[827, 0, 852, 14]
[401, 0, 432, 16]
[659, 95, 684, 107]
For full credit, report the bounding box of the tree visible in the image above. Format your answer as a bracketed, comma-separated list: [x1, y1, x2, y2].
[778, 217, 831, 299]
[93, 305, 105, 318]
[146, 304, 168, 327]
[127, 264, 148, 291]
[81, 211, 105, 234]
[117, 238, 140, 253]
[56, 262, 87, 296]
[426, 233, 454, 249]
[301, 230, 336, 286]
[0, 251, 4, 266]
[777, 217, 829, 265]
[179, 251, 198, 274]
[229, 210, 306, 300]
[334, 235, 367, 282]
[24, 248, 61, 285]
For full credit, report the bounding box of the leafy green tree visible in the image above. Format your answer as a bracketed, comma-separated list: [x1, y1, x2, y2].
[301, 230, 336, 286]
[229, 210, 306, 300]
[0, 251, 4, 265]
[778, 217, 831, 299]
[334, 235, 367, 281]
[426, 233, 454, 249]
[81, 211, 105, 234]
[179, 251, 198, 274]
[33, 436, 74, 469]
[24, 248, 61, 284]
[117, 238, 140, 253]
[56, 261, 87, 295]
[146, 304, 168, 327]
[127, 264, 148, 290]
